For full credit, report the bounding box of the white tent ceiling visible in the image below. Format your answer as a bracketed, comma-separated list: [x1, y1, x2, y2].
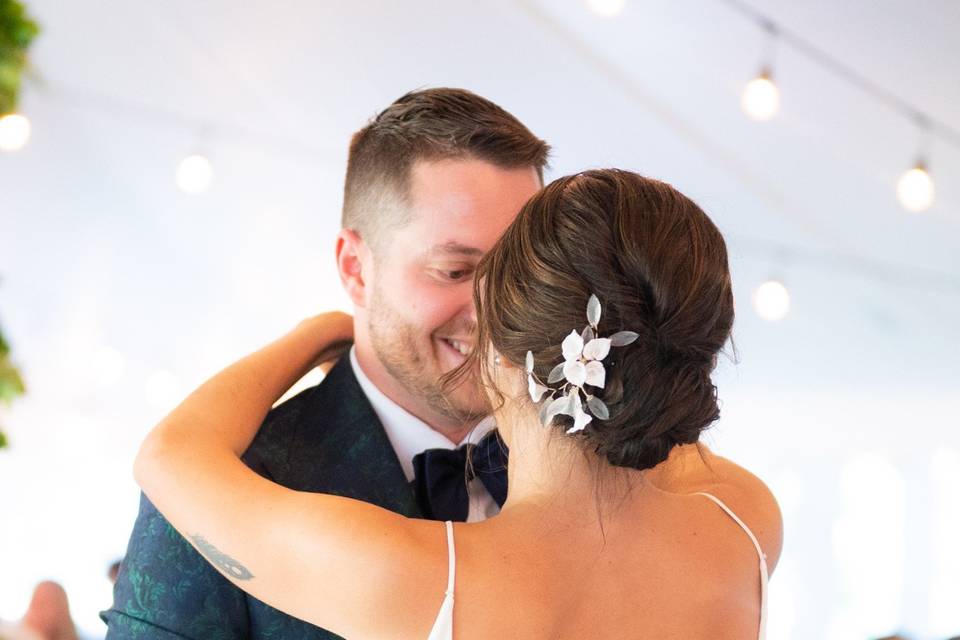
[1, 1, 958, 638]
[4, 0, 957, 391]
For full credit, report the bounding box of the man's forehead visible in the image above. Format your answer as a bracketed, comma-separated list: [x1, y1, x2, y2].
[427, 240, 484, 257]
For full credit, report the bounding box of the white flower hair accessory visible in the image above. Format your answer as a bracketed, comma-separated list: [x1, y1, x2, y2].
[526, 294, 639, 434]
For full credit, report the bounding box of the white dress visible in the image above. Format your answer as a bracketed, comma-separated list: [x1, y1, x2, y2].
[426, 492, 769, 639]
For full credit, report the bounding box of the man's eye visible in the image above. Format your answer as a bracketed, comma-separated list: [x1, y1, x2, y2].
[435, 268, 472, 281]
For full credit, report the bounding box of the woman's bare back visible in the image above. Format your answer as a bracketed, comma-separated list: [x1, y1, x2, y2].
[444, 445, 782, 639]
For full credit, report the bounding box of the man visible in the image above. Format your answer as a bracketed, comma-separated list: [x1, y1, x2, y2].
[102, 88, 549, 639]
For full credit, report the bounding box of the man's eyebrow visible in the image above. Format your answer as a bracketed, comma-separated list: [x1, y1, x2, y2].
[429, 241, 484, 257]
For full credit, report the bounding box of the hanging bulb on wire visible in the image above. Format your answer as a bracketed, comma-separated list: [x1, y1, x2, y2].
[742, 70, 780, 121]
[176, 153, 214, 194]
[0, 113, 31, 152]
[742, 21, 780, 122]
[896, 121, 935, 213]
[177, 126, 216, 194]
[753, 279, 790, 322]
[896, 161, 935, 213]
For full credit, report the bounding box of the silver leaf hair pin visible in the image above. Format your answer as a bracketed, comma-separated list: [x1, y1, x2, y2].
[526, 294, 638, 433]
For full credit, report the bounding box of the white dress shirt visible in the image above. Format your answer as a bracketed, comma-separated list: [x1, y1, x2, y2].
[349, 347, 500, 522]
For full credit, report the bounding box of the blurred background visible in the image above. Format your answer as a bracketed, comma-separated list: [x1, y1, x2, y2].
[0, 0, 958, 638]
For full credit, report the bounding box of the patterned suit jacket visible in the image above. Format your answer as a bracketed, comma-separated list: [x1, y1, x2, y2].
[101, 357, 424, 639]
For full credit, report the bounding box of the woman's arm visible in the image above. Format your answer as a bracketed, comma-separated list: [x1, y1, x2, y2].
[133, 314, 448, 638]
[138, 312, 352, 459]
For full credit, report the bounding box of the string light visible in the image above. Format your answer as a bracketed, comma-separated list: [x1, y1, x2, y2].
[0, 113, 31, 151]
[753, 279, 791, 322]
[741, 70, 780, 121]
[742, 20, 780, 122]
[14, 4, 959, 250]
[721, 0, 960, 207]
[176, 153, 214, 194]
[586, 0, 626, 17]
[896, 161, 935, 213]
[896, 120, 935, 213]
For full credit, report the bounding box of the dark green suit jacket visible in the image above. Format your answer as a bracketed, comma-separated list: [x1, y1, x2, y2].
[102, 357, 424, 639]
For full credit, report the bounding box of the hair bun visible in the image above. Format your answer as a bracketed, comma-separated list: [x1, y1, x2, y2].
[471, 169, 733, 471]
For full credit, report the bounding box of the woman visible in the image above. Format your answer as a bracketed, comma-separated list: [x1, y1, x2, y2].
[135, 169, 782, 638]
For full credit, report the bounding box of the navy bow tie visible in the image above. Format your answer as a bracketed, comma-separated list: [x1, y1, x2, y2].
[411, 429, 509, 522]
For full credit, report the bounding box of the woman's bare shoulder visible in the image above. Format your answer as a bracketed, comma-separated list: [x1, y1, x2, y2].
[657, 443, 784, 573]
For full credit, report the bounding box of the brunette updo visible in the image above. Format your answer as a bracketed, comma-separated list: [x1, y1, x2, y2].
[473, 169, 734, 471]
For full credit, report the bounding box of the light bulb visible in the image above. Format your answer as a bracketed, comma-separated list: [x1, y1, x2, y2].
[587, 0, 625, 17]
[896, 163, 935, 212]
[176, 154, 214, 194]
[741, 73, 780, 121]
[0, 113, 31, 151]
[753, 279, 790, 321]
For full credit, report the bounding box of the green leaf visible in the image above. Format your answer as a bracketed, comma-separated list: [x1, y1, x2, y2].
[0, 0, 39, 113]
[0, 323, 26, 404]
[13, 22, 39, 47]
[0, 362, 26, 403]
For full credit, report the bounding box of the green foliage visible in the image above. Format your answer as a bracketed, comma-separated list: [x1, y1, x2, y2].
[0, 0, 40, 114]
[0, 0, 35, 446]
[0, 324, 26, 449]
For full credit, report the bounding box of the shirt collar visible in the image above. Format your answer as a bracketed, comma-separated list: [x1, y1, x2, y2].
[349, 346, 494, 482]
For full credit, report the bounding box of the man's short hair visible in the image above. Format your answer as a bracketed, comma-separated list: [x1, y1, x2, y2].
[342, 88, 550, 249]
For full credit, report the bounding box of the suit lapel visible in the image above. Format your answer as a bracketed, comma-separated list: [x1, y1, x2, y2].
[291, 357, 423, 518]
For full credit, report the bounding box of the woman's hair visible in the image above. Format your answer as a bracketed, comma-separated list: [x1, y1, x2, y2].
[460, 169, 734, 471]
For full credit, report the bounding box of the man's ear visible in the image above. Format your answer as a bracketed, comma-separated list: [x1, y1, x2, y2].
[335, 229, 370, 308]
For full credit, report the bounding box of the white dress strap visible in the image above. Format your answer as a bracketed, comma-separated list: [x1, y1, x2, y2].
[693, 492, 768, 640]
[426, 521, 456, 640]
[443, 520, 456, 595]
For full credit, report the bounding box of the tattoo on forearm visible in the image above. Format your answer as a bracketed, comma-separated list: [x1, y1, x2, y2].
[190, 534, 255, 580]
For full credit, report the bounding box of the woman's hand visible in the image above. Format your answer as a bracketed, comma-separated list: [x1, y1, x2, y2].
[296, 311, 354, 373]
[136, 310, 355, 470]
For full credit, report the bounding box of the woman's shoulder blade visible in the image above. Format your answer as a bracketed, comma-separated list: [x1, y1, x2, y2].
[659, 445, 784, 573]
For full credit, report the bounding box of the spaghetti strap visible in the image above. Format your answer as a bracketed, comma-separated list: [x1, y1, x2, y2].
[426, 521, 456, 639]
[693, 492, 768, 640]
[443, 520, 456, 596]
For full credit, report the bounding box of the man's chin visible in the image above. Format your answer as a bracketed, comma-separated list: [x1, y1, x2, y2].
[417, 371, 483, 421]
[434, 384, 491, 422]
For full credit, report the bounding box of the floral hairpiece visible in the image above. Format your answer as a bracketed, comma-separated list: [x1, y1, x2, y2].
[526, 294, 638, 433]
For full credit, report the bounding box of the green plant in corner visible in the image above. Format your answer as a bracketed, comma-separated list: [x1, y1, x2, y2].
[0, 0, 39, 115]
[0, 0, 37, 447]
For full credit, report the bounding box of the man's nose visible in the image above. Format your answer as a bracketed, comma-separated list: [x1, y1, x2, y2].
[465, 300, 478, 326]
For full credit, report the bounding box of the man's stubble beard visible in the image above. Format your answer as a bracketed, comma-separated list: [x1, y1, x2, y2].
[367, 283, 490, 426]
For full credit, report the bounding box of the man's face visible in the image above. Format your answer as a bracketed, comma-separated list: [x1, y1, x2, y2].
[366, 158, 541, 427]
